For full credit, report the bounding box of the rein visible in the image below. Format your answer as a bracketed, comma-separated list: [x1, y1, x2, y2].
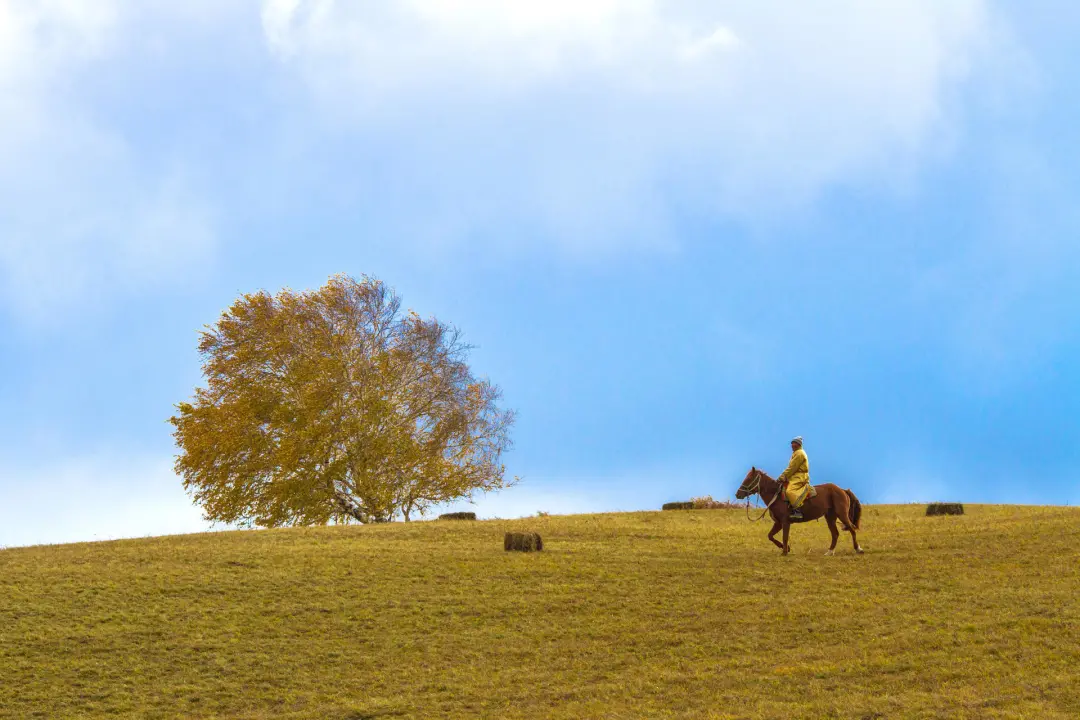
[743, 471, 783, 522]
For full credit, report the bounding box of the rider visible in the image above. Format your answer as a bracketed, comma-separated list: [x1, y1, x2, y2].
[777, 436, 811, 519]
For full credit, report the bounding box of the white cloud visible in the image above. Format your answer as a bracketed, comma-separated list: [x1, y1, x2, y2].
[260, 0, 1000, 249]
[0, 0, 215, 323]
[0, 1, 116, 138]
[0, 1, 1019, 315]
[0, 452, 216, 548]
[679, 26, 741, 62]
[0, 1, 116, 74]
[0, 146, 215, 320]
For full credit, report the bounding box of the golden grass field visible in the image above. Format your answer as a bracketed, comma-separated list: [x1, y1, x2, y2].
[2, 504, 1079, 719]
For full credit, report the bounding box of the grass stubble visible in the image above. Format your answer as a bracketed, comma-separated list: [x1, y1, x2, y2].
[1, 505, 1078, 719]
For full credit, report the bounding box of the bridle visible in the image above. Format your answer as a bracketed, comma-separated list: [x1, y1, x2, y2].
[741, 469, 783, 522]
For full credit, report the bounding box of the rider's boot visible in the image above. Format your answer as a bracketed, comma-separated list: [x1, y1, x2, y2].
[789, 504, 803, 520]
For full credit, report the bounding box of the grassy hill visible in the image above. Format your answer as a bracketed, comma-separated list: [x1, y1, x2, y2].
[2, 504, 1079, 719]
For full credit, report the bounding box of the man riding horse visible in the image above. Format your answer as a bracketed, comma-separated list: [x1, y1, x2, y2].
[736, 438, 863, 555]
[778, 436, 811, 520]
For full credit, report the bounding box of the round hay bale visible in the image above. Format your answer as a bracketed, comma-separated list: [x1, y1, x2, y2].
[504, 532, 543, 552]
[926, 502, 964, 516]
[438, 512, 477, 521]
[662, 502, 694, 511]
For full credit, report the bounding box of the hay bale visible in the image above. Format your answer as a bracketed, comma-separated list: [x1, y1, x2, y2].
[438, 512, 477, 521]
[926, 503, 964, 516]
[662, 502, 694, 511]
[504, 532, 543, 552]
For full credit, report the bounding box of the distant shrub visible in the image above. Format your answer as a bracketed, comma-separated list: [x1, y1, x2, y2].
[691, 495, 740, 510]
[438, 512, 477, 521]
[926, 503, 964, 516]
[536, 511, 549, 517]
[662, 498, 739, 511]
[504, 532, 543, 552]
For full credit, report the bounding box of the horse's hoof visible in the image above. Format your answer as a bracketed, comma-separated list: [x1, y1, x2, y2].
[824, 550, 834, 556]
[856, 547, 865, 554]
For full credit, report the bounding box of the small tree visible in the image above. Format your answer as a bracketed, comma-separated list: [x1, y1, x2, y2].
[170, 274, 516, 526]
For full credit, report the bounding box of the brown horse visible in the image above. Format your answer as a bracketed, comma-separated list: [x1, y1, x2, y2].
[735, 467, 864, 556]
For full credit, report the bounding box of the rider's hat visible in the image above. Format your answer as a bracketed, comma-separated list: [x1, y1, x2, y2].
[791, 436, 803, 446]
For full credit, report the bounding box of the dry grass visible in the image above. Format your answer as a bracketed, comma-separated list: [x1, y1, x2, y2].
[1, 504, 1079, 719]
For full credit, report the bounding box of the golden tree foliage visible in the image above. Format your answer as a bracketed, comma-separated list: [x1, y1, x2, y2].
[169, 274, 517, 526]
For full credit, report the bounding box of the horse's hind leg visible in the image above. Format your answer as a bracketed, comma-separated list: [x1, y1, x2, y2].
[849, 526, 863, 553]
[835, 493, 853, 533]
[825, 510, 839, 556]
[848, 527, 863, 554]
[836, 499, 864, 554]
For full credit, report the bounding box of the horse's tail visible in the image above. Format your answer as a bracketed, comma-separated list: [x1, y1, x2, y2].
[845, 488, 862, 530]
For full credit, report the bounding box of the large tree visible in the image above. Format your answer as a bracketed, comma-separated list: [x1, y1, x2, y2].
[170, 274, 516, 526]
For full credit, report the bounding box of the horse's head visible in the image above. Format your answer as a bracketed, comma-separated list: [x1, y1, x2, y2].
[735, 467, 761, 500]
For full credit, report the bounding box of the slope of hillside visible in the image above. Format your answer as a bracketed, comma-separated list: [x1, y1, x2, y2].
[2, 505, 1078, 719]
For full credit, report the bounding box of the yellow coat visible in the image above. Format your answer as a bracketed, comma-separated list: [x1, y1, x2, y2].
[778, 447, 811, 508]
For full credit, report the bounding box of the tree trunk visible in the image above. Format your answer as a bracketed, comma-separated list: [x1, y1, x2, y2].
[333, 492, 375, 524]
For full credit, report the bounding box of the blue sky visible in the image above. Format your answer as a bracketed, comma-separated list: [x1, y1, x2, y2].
[2, 1, 1079, 547]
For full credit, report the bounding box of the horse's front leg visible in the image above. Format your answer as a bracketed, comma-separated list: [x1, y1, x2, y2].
[781, 520, 791, 555]
[767, 520, 784, 549]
